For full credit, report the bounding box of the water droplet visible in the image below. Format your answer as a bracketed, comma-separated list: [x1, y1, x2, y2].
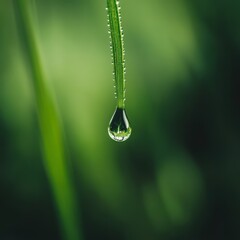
[108, 107, 131, 142]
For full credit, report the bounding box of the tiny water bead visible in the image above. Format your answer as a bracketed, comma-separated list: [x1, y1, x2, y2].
[108, 107, 131, 142]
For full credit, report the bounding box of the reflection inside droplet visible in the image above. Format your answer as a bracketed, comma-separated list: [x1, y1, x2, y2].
[108, 107, 131, 142]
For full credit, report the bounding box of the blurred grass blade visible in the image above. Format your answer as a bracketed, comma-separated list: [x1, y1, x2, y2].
[13, 1, 83, 240]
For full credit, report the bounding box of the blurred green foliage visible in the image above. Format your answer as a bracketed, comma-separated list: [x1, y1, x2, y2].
[13, 1, 83, 240]
[0, 0, 240, 240]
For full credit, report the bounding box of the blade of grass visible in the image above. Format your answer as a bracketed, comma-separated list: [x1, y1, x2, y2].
[107, 0, 126, 109]
[13, 1, 83, 240]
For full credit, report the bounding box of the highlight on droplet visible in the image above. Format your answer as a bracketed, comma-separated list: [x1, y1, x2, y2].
[108, 107, 131, 142]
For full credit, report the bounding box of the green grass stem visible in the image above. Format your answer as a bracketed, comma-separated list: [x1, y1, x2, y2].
[107, 0, 126, 109]
[13, 1, 83, 240]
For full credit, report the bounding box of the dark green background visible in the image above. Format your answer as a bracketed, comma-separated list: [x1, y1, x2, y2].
[0, 0, 240, 239]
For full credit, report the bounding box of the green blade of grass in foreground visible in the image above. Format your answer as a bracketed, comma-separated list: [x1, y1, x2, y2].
[13, 1, 83, 240]
[107, 0, 125, 109]
[107, 0, 132, 142]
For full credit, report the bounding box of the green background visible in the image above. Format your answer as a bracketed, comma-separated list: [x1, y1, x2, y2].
[0, 0, 240, 239]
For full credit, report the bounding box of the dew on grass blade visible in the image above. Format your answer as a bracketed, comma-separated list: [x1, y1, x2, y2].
[108, 107, 131, 142]
[106, 0, 132, 142]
